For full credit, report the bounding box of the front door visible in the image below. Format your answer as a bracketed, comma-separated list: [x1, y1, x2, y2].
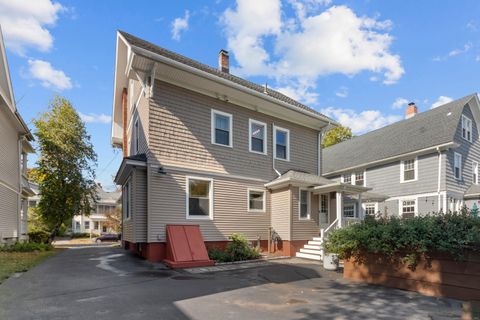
[319, 194, 330, 228]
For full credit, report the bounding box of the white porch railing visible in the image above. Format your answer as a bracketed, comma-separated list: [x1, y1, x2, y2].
[319, 217, 339, 260]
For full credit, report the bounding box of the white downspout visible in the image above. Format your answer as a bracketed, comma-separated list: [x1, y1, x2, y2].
[437, 147, 442, 212]
[17, 136, 23, 241]
[272, 123, 281, 178]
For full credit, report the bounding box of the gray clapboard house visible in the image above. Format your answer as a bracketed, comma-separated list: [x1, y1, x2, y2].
[0, 27, 35, 243]
[323, 94, 480, 217]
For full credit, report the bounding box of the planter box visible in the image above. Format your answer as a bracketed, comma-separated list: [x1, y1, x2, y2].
[344, 252, 480, 301]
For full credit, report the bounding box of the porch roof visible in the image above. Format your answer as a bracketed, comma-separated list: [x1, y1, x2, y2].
[264, 170, 334, 190]
[312, 182, 371, 195]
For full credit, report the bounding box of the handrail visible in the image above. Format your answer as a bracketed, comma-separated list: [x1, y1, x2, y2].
[323, 217, 339, 234]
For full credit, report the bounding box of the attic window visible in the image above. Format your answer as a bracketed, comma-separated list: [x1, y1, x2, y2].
[462, 115, 472, 142]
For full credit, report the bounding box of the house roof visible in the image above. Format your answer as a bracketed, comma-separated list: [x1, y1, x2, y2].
[117, 30, 335, 124]
[464, 184, 480, 199]
[95, 185, 121, 204]
[265, 170, 334, 188]
[322, 94, 478, 174]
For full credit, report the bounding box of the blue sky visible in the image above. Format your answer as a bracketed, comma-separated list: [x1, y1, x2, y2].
[1, 0, 479, 190]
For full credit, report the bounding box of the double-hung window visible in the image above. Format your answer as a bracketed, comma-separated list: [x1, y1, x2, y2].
[454, 152, 462, 180]
[401, 158, 417, 182]
[355, 171, 364, 186]
[187, 177, 213, 219]
[364, 203, 376, 216]
[249, 120, 267, 154]
[123, 180, 131, 220]
[343, 204, 355, 218]
[274, 126, 290, 161]
[342, 174, 351, 184]
[248, 189, 265, 212]
[462, 115, 472, 142]
[211, 109, 232, 147]
[299, 189, 310, 219]
[84, 221, 90, 230]
[473, 161, 478, 184]
[401, 200, 416, 218]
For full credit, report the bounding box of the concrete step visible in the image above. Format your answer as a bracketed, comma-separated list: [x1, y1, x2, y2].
[308, 240, 322, 245]
[312, 237, 323, 241]
[295, 252, 322, 261]
[304, 244, 321, 250]
[300, 248, 322, 255]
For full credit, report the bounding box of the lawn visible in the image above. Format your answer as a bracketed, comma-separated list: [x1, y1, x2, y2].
[0, 250, 58, 283]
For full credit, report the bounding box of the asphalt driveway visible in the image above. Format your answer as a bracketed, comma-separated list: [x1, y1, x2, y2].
[0, 246, 464, 320]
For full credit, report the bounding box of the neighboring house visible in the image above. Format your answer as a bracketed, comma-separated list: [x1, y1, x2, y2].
[323, 94, 480, 218]
[110, 31, 370, 262]
[0, 27, 35, 243]
[71, 184, 121, 234]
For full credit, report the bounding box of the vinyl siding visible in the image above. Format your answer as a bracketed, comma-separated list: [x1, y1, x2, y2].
[270, 187, 291, 241]
[133, 168, 147, 242]
[447, 103, 480, 194]
[0, 106, 20, 189]
[148, 169, 271, 242]
[127, 80, 149, 156]
[148, 80, 319, 181]
[0, 185, 18, 240]
[417, 196, 439, 215]
[291, 187, 319, 240]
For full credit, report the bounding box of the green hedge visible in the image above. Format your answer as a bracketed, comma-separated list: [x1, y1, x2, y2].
[28, 230, 50, 244]
[71, 232, 99, 239]
[324, 212, 480, 267]
[208, 233, 260, 263]
[0, 242, 53, 252]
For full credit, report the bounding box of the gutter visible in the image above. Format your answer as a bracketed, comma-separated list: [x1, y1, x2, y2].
[323, 142, 456, 176]
[130, 45, 338, 127]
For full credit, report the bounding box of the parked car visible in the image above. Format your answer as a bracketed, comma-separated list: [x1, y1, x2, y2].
[95, 234, 120, 243]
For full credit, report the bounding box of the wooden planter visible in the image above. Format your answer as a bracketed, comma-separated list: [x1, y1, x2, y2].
[344, 252, 480, 301]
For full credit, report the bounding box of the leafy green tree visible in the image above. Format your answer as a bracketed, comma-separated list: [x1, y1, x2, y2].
[322, 126, 353, 148]
[33, 96, 97, 241]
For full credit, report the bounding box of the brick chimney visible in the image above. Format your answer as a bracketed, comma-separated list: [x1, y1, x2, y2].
[406, 102, 418, 119]
[218, 49, 229, 73]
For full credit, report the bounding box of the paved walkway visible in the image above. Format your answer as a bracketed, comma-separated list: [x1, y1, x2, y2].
[0, 247, 465, 320]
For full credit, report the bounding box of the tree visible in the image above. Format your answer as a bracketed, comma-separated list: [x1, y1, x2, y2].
[104, 207, 122, 233]
[322, 126, 353, 148]
[33, 96, 97, 241]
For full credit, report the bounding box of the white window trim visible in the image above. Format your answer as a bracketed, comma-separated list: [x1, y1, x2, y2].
[273, 125, 290, 162]
[462, 115, 473, 142]
[343, 203, 357, 218]
[473, 161, 479, 184]
[319, 194, 330, 224]
[123, 178, 131, 221]
[399, 198, 418, 217]
[454, 152, 462, 180]
[186, 176, 214, 220]
[247, 188, 266, 213]
[298, 188, 311, 220]
[362, 202, 378, 215]
[248, 119, 267, 155]
[354, 170, 366, 187]
[400, 157, 418, 183]
[211, 109, 233, 148]
[341, 173, 353, 184]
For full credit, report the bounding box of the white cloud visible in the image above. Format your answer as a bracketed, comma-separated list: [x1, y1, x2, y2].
[335, 86, 348, 98]
[321, 106, 402, 134]
[448, 43, 472, 57]
[221, 2, 403, 104]
[79, 112, 111, 124]
[430, 96, 453, 109]
[0, 0, 64, 55]
[276, 81, 319, 105]
[391, 97, 408, 109]
[27, 59, 72, 90]
[171, 10, 190, 41]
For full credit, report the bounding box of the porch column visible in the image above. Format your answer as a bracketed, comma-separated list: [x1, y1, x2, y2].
[358, 193, 363, 219]
[336, 191, 343, 228]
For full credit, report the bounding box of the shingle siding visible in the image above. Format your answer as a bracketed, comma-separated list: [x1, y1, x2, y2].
[270, 187, 291, 241]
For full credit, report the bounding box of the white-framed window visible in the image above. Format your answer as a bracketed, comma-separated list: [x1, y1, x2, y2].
[299, 188, 310, 219]
[134, 117, 139, 154]
[343, 204, 356, 218]
[400, 158, 417, 182]
[319, 194, 329, 224]
[249, 119, 267, 155]
[355, 171, 364, 186]
[186, 176, 213, 220]
[123, 180, 131, 220]
[211, 109, 233, 147]
[273, 126, 290, 161]
[75, 221, 80, 230]
[364, 202, 377, 216]
[454, 152, 462, 180]
[247, 189, 266, 212]
[462, 115, 472, 142]
[94, 221, 99, 230]
[84, 221, 90, 230]
[401, 199, 416, 218]
[473, 161, 478, 184]
[342, 173, 352, 184]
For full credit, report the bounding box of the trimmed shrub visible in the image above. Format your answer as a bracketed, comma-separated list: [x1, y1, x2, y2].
[208, 233, 260, 262]
[324, 212, 480, 267]
[71, 232, 99, 239]
[0, 242, 53, 252]
[28, 230, 50, 244]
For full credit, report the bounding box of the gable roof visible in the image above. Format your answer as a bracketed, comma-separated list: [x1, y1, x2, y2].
[322, 94, 478, 175]
[117, 30, 335, 124]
